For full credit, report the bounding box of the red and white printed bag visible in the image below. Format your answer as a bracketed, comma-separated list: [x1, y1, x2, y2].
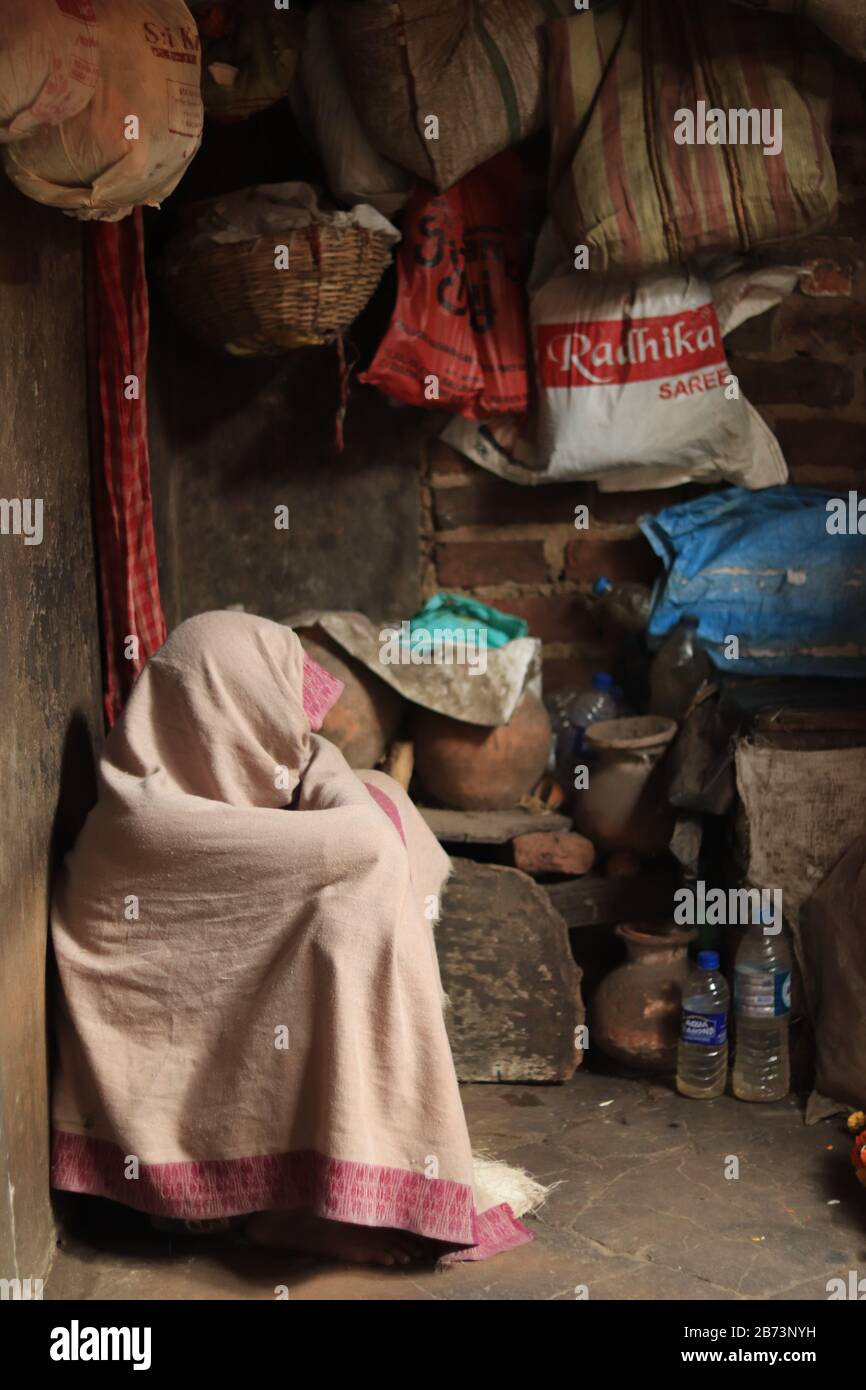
[444, 251, 800, 491]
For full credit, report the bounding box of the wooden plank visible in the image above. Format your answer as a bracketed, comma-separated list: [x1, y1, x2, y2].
[754, 707, 866, 735]
[546, 870, 680, 928]
[437, 860, 584, 1083]
[419, 806, 571, 844]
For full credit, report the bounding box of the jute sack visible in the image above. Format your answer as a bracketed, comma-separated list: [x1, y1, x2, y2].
[549, 0, 837, 274]
[326, 0, 571, 192]
[297, 3, 412, 216]
[730, 1, 866, 62]
[800, 836, 866, 1114]
[0, 0, 99, 143]
[3, 0, 203, 221]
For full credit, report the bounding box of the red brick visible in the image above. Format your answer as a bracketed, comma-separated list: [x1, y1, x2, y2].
[830, 191, 866, 237]
[833, 70, 866, 131]
[542, 652, 620, 692]
[729, 356, 855, 408]
[435, 539, 548, 588]
[775, 419, 866, 477]
[724, 308, 777, 355]
[513, 831, 595, 877]
[776, 298, 866, 354]
[799, 260, 854, 298]
[832, 133, 866, 188]
[755, 236, 859, 294]
[432, 473, 589, 529]
[428, 441, 472, 478]
[563, 535, 659, 584]
[590, 485, 710, 525]
[494, 594, 596, 644]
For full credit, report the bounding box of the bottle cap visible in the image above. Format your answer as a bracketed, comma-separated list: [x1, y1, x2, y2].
[697, 950, 720, 971]
[592, 672, 614, 691]
[593, 577, 612, 595]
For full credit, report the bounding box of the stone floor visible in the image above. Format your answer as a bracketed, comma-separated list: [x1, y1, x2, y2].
[45, 1071, 866, 1301]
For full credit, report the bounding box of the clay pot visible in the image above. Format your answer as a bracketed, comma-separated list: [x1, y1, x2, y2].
[298, 628, 403, 768]
[590, 922, 697, 1073]
[573, 715, 677, 856]
[411, 689, 551, 811]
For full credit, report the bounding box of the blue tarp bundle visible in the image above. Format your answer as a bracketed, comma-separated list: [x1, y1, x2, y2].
[639, 486, 866, 677]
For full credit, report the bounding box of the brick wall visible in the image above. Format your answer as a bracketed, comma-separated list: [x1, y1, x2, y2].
[421, 64, 866, 696]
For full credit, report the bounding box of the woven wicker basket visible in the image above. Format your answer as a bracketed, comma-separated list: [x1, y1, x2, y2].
[163, 223, 394, 356]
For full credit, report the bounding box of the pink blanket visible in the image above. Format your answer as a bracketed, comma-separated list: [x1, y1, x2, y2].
[50, 612, 530, 1260]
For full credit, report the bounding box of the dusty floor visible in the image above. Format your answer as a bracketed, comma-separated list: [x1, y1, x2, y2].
[46, 1072, 866, 1301]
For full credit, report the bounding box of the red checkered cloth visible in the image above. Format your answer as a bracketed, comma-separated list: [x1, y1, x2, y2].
[87, 211, 166, 728]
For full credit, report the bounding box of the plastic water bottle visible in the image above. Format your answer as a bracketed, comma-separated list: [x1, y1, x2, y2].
[732, 916, 792, 1103]
[677, 950, 730, 1099]
[555, 672, 620, 772]
[593, 576, 652, 633]
[649, 614, 714, 721]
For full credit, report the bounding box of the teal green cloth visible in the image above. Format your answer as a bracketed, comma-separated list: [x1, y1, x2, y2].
[406, 593, 528, 650]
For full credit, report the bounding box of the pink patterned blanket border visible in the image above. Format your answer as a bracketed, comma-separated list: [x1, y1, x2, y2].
[51, 1131, 531, 1262]
[301, 652, 344, 730]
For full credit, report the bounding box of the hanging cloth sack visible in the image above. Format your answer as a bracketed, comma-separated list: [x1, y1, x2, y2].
[0, 0, 99, 143]
[548, 0, 837, 274]
[3, 0, 203, 221]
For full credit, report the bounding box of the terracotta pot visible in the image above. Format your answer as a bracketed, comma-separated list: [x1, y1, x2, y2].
[411, 689, 551, 811]
[298, 628, 403, 768]
[573, 715, 677, 856]
[590, 922, 697, 1073]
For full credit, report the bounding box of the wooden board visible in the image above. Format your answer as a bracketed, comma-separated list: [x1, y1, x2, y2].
[546, 869, 680, 928]
[420, 806, 571, 845]
[436, 860, 584, 1083]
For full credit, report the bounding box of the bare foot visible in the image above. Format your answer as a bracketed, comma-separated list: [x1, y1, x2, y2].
[246, 1209, 429, 1267]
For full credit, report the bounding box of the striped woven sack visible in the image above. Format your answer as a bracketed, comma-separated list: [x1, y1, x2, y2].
[549, 0, 837, 274]
[327, 0, 572, 192]
[730, 1, 866, 62]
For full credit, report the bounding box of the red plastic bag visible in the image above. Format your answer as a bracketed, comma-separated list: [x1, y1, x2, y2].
[361, 152, 529, 420]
